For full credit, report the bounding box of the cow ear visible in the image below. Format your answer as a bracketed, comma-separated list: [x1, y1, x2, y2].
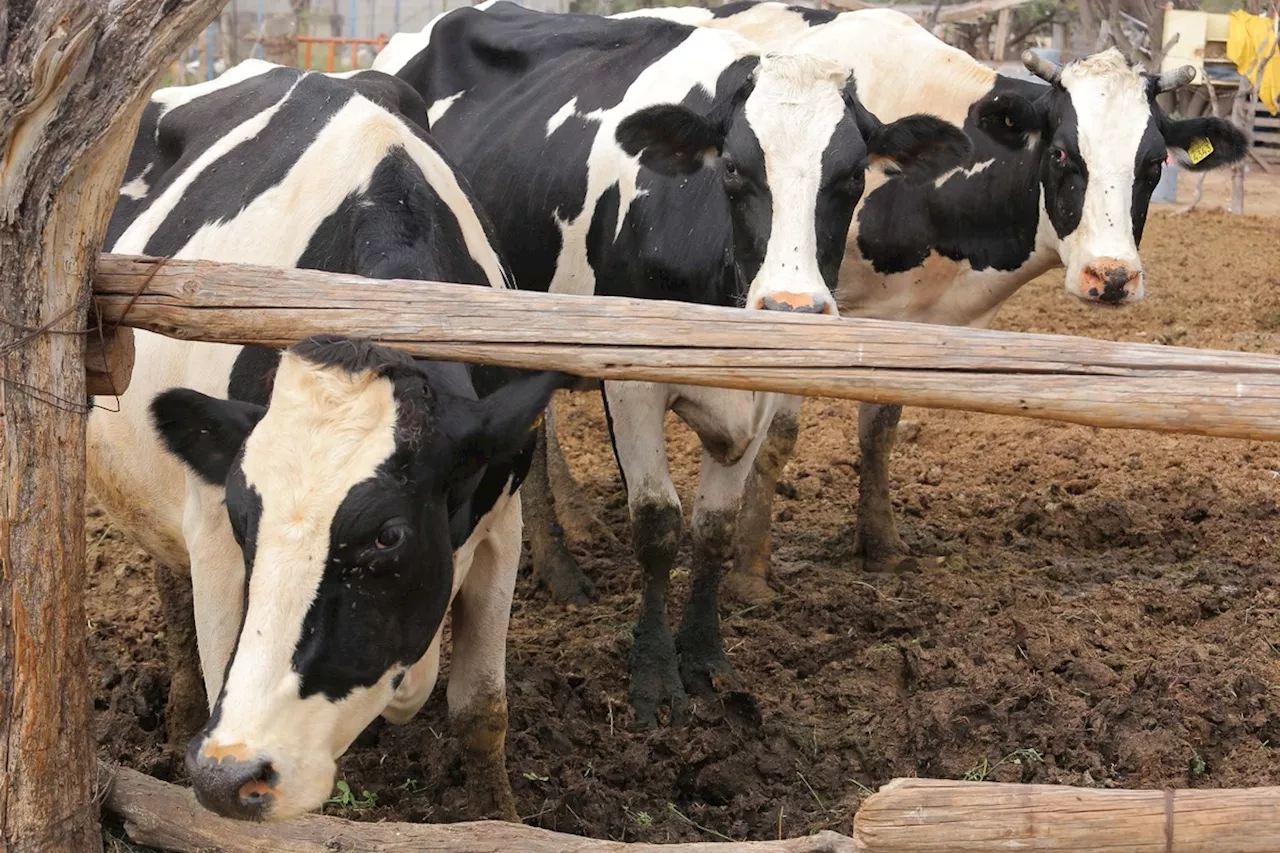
[1162, 115, 1249, 171]
[864, 113, 972, 182]
[975, 92, 1045, 148]
[616, 104, 726, 176]
[150, 389, 266, 486]
[437, 370, 585, 484]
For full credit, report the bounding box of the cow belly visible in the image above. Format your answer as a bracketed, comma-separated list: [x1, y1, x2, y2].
[87, 331, 242, 573]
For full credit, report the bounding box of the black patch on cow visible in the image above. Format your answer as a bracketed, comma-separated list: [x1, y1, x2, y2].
[141, 73, 360, 256]
[720, 113, 772, 291]
[796, 5, 839, 24]
[150, 389, 266, 487]
[228, 347, 282, 407]
[1130, 116, 1166, 244]
[297, 146, 492, 287]
[1040, 94, 1087, 240]
[817, 117, 869, 288]
[856, 75, 1048, 275]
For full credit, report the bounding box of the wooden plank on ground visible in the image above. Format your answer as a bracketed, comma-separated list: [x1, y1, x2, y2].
[93, 254, 1280, 443]
[854, 777, 1280, 852]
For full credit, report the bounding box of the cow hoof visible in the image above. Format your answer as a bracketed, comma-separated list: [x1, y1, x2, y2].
[721, 571, 777, 605]
[466, 774, 519, 823]
[534, 543, 595, 606]
[629, 631, 688, 729]
[678, 643, 740, 701]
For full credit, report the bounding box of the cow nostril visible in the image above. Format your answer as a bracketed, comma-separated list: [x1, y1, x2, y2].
[187, 740, 277, 820]
[759, 293, 834, 315]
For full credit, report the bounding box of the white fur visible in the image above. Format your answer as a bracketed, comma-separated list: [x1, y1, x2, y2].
[742, 53, 850, 313]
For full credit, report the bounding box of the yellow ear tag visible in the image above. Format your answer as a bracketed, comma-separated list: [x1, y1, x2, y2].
[1187, 136, 1213, 164]
[529, 413, 545, 433]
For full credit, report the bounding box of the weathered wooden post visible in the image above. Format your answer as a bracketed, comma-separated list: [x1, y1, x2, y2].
[0, 2, 229, 850]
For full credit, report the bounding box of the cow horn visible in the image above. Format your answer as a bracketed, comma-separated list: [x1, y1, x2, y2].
[1153, 65, 1196, 92]
[1022, 50, 1062, 85]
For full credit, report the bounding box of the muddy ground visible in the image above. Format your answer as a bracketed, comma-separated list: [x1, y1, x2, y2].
[91, 208, 1280, 844]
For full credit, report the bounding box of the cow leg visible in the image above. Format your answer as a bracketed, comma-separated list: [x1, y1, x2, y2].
[521, 414, 594, 605]
[153, 562, 208, 745]
[675, 443, 758, 700]
[545, 398, 618, 548]
[724, 396, 801, 604]
[447, 495, 521, 822]
[604, 381, 687, 728]
[183, 477, 247, 710]
[853, 402, 915, 571]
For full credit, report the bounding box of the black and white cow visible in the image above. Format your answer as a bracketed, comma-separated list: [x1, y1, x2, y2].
[88, 60, 573, 821]
[532, 2, 1249, 598]
[374, 1, 971, 726]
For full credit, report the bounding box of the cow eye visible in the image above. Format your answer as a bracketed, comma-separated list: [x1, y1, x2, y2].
[722, 157, 744, 191]
[1048, 146, 1069, 166]
[375, 522, 408, 551]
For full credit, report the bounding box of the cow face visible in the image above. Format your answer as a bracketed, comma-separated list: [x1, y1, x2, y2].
[151, 336, 568, 821]
[617, 53, 970, 317]
[978, 49, 1247, 306]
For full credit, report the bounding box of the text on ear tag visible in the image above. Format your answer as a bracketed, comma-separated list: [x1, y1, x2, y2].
[1187, 137, 1214, 164]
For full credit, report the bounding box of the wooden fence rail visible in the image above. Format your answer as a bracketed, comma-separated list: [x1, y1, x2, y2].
[95, 254, 1280, 442]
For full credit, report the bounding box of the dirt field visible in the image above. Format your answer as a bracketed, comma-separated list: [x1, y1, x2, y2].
[92, 207, 1280, 844]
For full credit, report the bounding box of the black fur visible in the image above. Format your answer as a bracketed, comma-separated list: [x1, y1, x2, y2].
[150, 390, 266, 487]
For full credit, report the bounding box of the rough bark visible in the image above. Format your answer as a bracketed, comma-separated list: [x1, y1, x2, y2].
[104, 766, 855, 853]
[0, 2, 228, 851]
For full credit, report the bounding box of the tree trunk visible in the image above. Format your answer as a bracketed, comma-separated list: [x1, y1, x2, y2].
[0, 3, 229, 851]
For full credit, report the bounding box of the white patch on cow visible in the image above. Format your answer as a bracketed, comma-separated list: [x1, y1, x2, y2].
[202, 352, 401, 816]
[113, 76, 304, 256]
[548, 28, 756, 297]
[742, 53, 850, 314]
[611, 6, 714, 24]
[700, 2, 813, 46]
[933, 158, 994, 189]
[427, 91, 464, 125]
[545, 97, 579, 138]
[1055, 48, 1150, 300]
[150, 59, 280, 118]
[119, 163, 153, 200]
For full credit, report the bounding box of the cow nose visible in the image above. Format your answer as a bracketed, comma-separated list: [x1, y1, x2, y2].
[755, 291, 836, 314]
[186, 739, 278, 821]
[1081, 261, 1141, 305]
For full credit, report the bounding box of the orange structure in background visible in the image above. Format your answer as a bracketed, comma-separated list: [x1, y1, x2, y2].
[298, 35, 389, 72]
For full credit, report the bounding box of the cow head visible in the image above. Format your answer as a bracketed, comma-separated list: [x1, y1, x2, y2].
[150, 336, 569, 821]
[977, 48, 1247, 306]
[617, 52, 970, 316]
